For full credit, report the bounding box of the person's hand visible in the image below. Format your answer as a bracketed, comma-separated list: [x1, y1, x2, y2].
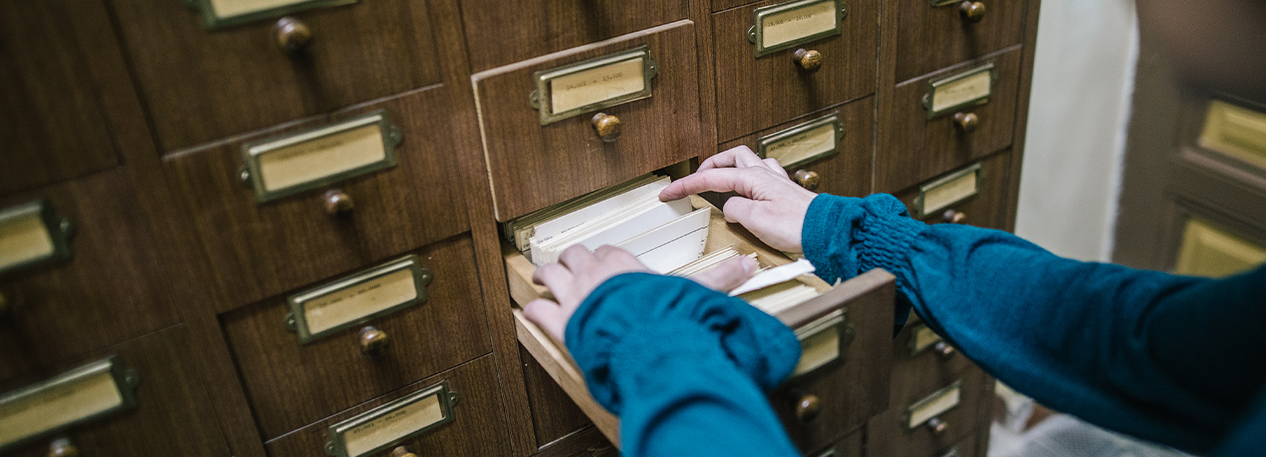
[659, 145, 818, 253]
[523, 244, 758, 343]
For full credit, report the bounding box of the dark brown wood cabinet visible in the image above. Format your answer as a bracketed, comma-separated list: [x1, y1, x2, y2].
[0, 0, 1042, 455]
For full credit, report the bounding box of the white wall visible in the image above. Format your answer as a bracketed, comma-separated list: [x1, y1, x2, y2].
[1014, 0, 1139, 262]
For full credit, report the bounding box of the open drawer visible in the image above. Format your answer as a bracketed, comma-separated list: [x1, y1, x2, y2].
[504, 196, 894, 452]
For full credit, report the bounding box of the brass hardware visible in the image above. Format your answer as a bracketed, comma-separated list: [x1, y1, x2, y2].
[793, 49, 823, 73]
[750, 0, 847, 57]
[591, 113, 623, 143]
[953, 112, 979, 133]
[942, 209, 968, 224]
[0, 288, 9, 317]
[325, 381, 459, 457]
[274, 17, 313, 55]
[323, 189, 355, 216]
[531, 47, 657, 125]
[190, 0, 357, 29]
[359, 326, 389, 355]
[757, 113, 844, 170]
[793, 170, 821, 191]
[794, 394, 822, 423]
[923, 62, 996, 119]
[47, 438, 78, 457]
[959, 1, 986, 22]
[933, 341, 957, 359]
[390, 446, 418, 457]
[927, 416, 949, 435]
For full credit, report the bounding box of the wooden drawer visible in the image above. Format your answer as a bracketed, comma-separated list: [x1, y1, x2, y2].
[520, 345, 593, 448]
[0, 0, 121, 195]
[460, 0, 688, 72]
[894, 150, 1012, 230]
[719, 97, 874, 198]
[111, 0, 444, 152]
[506, 197, 894, 452]
[1, 325, 226, 457]
[894, 0, 1026, 82]
[535, 427, 617, 457]
[805, 427, 862, 457]
[0, 170, 182, 381]
[221, 235, 492, 439]
[869, 368, 991, 457]
[264, 354, 508, 457]
[869, 416, 982, 457]
[712, 0, 877, 141]
[878, 48, 1021, 193]
[473, 20, 702, 221]
[167, 87, 470, 308]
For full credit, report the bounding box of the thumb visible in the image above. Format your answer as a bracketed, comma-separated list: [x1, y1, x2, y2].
[691, 256, 758, 293]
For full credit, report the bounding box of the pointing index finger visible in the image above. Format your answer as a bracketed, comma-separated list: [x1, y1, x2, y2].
[659, 168, 760, 201]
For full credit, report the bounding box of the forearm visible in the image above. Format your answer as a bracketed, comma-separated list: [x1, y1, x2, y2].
[566, 274, 802, 457]
[802, 193, 1266, 452]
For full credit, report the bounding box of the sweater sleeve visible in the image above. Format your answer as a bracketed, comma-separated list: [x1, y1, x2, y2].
[801, 193, 1266, 454]
[565, 273, 803, 457]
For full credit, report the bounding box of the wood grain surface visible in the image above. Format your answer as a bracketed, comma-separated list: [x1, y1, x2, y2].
[0, 0, 120, 195]
[221, 235, 492, 439]
[166, 86, 470, 309]
[519, 344, 595, 448]
[473, 21, 702, 221]
[719, 97, 875, 198]
[264, 354, 510, 457]
[894, 0, 1026, 83]
[711, 0, 877, 142]
[877, 46, 1021, 193]
[0, 170, 180, 382]
[1, 325, 228, 457]
[893, 149, 1013, 231]
[865, 368, 990, 457]
[461, 0, 688, 72]
[112, 0, 443, 152]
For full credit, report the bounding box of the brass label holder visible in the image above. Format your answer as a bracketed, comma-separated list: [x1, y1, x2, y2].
[902, 379, 963, 429]
[757, 113, 844, 170]
[186, 0, 358, 29]
[530, 47, 658, 126]
[324, 381, 459, 457]
[284, 255, 432, 344]
[907, 323, 945, 355]
[912, 163, 983, 219]
[0, 356, 140, 451]
[923, 62, 997, 119]
[790, 308, 855, 378]
[748, 0, 848, 57]
[0, 199, 74, 278]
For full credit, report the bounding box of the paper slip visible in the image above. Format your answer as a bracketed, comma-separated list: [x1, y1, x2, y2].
[529, 197, 693, 265]
[729, 258, 817, 296]
[529, 177, 670, 250]
[616, 208, 711, 273]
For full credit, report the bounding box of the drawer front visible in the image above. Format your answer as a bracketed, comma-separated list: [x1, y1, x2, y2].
[112, 0, 443, 152]
[888, 318, 975, 400]
[719, 97, 874, 198]
[1, 325, 227, 457]
[265, 354, 509, 457]
[878, 48, 1021, 193]
[519, 345, 593, 448]
[805, 427, 862, 457]
[461, 0, 688, 72]
[223, 235, 492, 439]
[869, 414, 982, 457]
[870, 368, 990, 457]
[0, 171, 180, 381]
[894, 150, 1012, 230]
[895, 0, 1026, 82]
[0, 0, 120, 195]
[713, 0, 877, 141]
[474, 20, 702, 221]
[771, 270, 893, 452]
[167, 87, 469, 308]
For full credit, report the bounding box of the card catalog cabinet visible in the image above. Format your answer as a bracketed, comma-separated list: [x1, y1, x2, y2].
[2, 0, 1042, 455]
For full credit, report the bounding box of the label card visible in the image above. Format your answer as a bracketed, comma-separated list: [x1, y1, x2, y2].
[792, 309, 850, 377]
[907, 324, 944, 355]
[751, 0, 845, 57]
[924, 63, 996, 118]
[1199, 99, 1266, 171]
[0, 200, 72, 277]
[0, 357, 139, 451]
[532, 47, 658, 125]
[242, 110, 401, 203]
[325, 381, 458, 457]
[913, 163, 982, 218]
[758, 114, 843, 169]
[905, 380, 962, 429]
[287, 256, 431, 344]
[191, 0, 358, 29]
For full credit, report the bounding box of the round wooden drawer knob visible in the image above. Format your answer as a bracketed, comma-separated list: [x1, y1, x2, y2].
[591, 112, 623, 143]
[274, 17, 313, 55]
[323, 189, 355, 216]
[391, 446, 418, 457]
[359, 326, 390, 356]
[927, 417, 949, 435]
[48, 438, 79, 457]
[793, 48, 823, 73]
[953, 112, 979, 133]
[934, 341, 957, 359]
[959, 1, 986, 23]
[793, 170, 821, 192]
[794, 394, 822, 423]
[942, 209, 968, 224]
